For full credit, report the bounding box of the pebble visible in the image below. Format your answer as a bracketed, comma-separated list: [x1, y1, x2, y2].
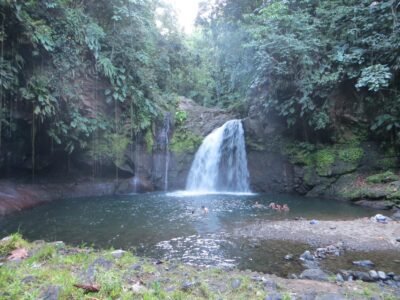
[111, 250, 127, 258]
[396, 238, 400, 242]
[231, 278, 241, 290]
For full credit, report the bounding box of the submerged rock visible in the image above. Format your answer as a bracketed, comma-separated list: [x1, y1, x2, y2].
[352, 260, 374, 268]
[300, 251, 314, 261]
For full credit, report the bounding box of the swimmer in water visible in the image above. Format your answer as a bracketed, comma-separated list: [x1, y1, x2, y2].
[253, 201, 263, 208]
[282, 204, 290, 212]
[201, 205, 209, 214]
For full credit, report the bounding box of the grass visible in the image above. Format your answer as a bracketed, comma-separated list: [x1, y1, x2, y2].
[0, 232, 29, 256]
[0, 235, 398, 300]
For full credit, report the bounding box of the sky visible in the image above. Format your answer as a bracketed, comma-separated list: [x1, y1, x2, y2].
[167, 0, 203, 33]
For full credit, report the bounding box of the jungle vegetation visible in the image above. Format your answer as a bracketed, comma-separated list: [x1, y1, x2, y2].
[0, 0, 399, 178]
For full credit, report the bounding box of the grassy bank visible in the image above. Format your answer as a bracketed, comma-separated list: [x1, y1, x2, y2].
[0, 234, 398, 299]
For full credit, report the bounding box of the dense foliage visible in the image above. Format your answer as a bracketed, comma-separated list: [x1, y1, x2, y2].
[1, 0, 399, 179]
[198, 0, 400, 143]
[0, 0, 198, 177]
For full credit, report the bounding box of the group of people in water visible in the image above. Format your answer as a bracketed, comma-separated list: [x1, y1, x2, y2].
[268, 202, 290, 212]
[253, 201, 290, 212]
[192, 202, 289, 215]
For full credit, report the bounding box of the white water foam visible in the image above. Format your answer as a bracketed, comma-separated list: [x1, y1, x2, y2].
[186, 119, 251, 193]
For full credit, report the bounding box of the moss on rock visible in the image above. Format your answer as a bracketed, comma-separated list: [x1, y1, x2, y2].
[144, 129, 154, 153]
[338, 147, 364, 164]
[170, 130, 203, 154]
[314, 149, 335, 176]
[366, 171, 399, 184]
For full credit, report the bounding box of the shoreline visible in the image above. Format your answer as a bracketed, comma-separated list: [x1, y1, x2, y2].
[1, 235, 399, 299]
[233, 218, 400, 251]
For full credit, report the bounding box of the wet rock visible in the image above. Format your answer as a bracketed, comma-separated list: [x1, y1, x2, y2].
[299, 269, 329, 281]
[314, 243, 343, 258]
[111, 249, 127, 258]
[387, 272, 395, 278]
[369, 270, 379, 280]
[336, 273, 344, 282]
[284, 254, 293, 260]
[265, 293, 283, 300]
[396, 238, 400, 242]
[231, 278, 241, 290]
[300, 251, 314, 261]
[303, 260, 319, 269]
[393, 275, 400, 281]
[39, 285, 61, 300]
[352, 260, 374, 268]
[378, 271, 387, 280]
[353, 271, 373, 282]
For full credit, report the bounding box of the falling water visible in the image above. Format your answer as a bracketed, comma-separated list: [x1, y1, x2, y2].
[186, 119, 250, 193]
[163, 114, 171, 191]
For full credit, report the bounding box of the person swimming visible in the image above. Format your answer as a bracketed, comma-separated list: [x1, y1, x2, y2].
[253, 201, 263, 208]
[282, 204, 290, 212]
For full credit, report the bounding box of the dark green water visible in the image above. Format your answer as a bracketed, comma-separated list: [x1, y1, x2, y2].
[0, 192, 393, 276]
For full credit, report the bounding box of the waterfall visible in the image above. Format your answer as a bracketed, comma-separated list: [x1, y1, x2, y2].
[186, 119, 250, 193]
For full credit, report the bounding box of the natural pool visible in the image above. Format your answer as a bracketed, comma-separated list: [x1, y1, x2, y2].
[0, 192, 394, 276]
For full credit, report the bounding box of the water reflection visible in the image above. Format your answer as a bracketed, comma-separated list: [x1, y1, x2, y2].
[0, 192, 383, 275]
